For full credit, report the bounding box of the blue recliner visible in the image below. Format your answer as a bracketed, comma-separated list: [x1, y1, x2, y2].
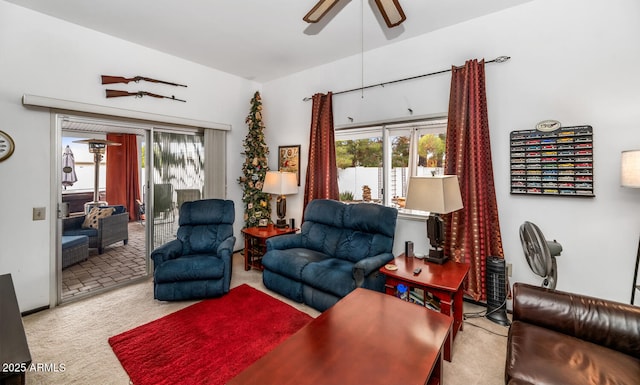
[151, 199, 236, 301]
[262, 199, 398, 311]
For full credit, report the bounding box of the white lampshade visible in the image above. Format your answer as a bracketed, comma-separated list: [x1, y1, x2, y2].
[405, 175, 463, 214]
[262, 171, 298, 195]
[621, 150, 640, 188]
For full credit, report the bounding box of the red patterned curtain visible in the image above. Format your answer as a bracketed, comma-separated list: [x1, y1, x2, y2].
[303, 92, 339, 212]
[106, 133, 141, 222]
[444, 59, 504, 301]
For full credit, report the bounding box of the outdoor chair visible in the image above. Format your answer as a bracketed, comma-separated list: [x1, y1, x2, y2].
[151, 199, 236, 301]
[153, 183, 175, 224]
[62, 205, 129, 254]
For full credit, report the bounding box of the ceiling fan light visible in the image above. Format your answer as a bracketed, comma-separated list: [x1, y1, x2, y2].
[374, 0, 406, 28]
[304, 0, 341, 23]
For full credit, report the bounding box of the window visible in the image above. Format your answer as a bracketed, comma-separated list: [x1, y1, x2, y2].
[335, 117, 447, 209]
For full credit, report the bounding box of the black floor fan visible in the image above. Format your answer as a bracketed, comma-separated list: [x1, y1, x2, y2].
[485, 256, 510, 326]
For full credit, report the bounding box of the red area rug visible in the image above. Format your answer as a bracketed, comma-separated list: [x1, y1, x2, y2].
[108, 284, 312, 385]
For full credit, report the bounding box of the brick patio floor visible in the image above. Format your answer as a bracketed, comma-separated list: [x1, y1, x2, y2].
[61, 221, 148, 301]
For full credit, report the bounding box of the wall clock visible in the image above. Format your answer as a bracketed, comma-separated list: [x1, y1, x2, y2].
[0, 131, 15, 162]
[535, 120, 561, 132]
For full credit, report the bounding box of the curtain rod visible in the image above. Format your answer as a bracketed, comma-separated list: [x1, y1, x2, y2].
[302, 55, 511, 102]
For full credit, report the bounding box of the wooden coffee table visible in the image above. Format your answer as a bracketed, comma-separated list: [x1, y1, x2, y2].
[228, 288, 452, 385]
[380, 254, 470, 361]
[241, 224, 297, 270]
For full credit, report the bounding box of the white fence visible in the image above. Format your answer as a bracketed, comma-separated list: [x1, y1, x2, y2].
[337, 166, 442, 201]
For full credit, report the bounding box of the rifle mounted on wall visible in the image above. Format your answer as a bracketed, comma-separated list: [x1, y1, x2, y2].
[101, 75, 187, 87]
[105, 89, 186, 102]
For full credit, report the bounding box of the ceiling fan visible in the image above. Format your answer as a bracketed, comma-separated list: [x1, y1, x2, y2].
[303, 0, 406, 28]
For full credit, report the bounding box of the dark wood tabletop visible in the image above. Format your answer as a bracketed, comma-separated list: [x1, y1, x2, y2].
[383, 255, 470, 292]
[0, 274, 31, 383]
[241, 224, 297, 238]
[228, 288, 452, 385]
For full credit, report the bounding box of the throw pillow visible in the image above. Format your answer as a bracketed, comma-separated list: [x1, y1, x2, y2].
[82, 207, 115, 229]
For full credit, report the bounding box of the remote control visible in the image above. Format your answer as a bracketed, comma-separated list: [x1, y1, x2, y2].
[413, 267, 422, 275]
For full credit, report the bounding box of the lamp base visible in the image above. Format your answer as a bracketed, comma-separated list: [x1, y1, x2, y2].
[275, 218, 288, 228]
[426, 249, 449, 264]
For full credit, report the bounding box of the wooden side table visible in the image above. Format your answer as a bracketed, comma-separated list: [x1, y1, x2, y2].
[241, 224, 297, 271]
[379, 254, 470, 362]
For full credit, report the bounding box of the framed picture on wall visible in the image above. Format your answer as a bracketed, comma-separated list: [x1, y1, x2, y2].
[278, 145, 301, 185]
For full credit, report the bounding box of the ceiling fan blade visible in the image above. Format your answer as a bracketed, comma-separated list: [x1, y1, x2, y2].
[304, 0, 341, 23]
[374, 0, 406, 28]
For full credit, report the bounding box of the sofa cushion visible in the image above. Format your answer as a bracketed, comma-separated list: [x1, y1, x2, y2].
[300, 200, 397, 263]
[262, 248, 329, 281]
[61, 235, 88, 249]
[507, 321, 640, 385]
[178, 225, 225, 255]
[154, 255, 224, 283]
[301, 258, 355, 298]
[82, 206, 115, 229]
[176, 200, 234, 255]
[63, 228, 98, 238]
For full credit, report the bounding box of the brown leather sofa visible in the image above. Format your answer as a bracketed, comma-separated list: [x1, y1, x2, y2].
[505, 282, 640, 385]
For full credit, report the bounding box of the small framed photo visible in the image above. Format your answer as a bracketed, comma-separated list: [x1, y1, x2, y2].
[278, 145, 301, 186]
[258, 218, 268, 227]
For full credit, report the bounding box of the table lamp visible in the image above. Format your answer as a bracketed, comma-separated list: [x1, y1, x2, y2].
[262, 171, 298, 228]
[405, 175, 463, 264]
[621, 150, 640, 188]
[621, 149, 640, 304]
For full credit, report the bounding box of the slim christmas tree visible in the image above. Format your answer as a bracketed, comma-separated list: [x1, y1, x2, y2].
[239, 91, 271, 228]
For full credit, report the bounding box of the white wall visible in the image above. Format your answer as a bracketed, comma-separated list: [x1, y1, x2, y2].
[263, 0, 640, 303]
[0, 1, 258, 311]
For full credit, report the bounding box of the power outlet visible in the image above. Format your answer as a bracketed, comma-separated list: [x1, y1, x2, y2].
[33, 207, 46, 221]
[506, 263, 513, 277]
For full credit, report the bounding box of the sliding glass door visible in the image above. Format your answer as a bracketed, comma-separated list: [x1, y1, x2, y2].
[151, 130, 205, 249]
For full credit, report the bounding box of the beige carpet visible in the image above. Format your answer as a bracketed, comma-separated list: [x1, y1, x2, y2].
[22, 252, 510, 385]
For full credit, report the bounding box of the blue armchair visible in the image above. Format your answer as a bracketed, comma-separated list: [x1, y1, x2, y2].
[262, 199, 398, 311]
[151, 199, 236, 301]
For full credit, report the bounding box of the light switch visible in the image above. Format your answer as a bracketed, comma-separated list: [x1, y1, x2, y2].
[33, 207, 46, 221]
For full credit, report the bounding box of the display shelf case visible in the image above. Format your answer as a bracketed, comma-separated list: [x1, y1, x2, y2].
[510, 125, 594, 197]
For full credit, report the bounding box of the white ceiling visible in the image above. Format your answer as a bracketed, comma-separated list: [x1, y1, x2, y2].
[6, 0, 533, 82]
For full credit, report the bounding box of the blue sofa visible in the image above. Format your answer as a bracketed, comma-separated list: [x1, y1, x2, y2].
[151, 199, 235, 301]
[262, 199, 398, 311]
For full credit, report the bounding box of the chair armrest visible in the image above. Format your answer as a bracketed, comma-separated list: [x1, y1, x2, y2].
[63, 216, 86, 231]
[217, 236, 236, 260]
[98, 212, 129, 242]
[150, 239, 183, 269]
[352, 252, 394, 287]
[217, 236, 236, 293]
[266, 233, 303, 251]
[512, 282, 640, 357]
